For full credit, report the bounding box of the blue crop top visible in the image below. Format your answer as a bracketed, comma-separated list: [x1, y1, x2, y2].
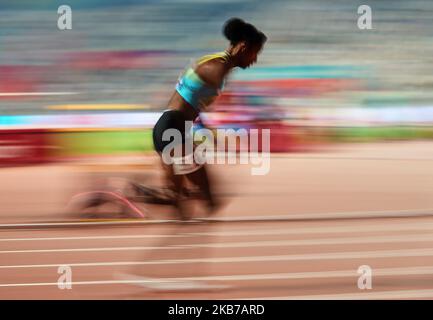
[175, 51, 230, 112]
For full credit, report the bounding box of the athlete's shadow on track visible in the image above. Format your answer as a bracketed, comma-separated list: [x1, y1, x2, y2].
[118, 220, 229, 295]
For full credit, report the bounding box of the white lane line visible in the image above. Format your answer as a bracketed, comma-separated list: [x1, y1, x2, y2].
[1, 208, 432, 228]
[0, 234, 187, 242]
[247, 289, 433, 300]
[0, 219, 178, 228]
[2, 266, 433, 288]
[202, 208, 433, 222]
[3, 233, 433, 254]
[177, 234, 433, 248]
[200, 222, 433, 237]
[0, 246, 189, 254]
[3, 248, 433, 269]
[4, 220, 433, 242]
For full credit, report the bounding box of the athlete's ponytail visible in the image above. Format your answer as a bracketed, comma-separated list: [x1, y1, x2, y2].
[223, 17, 267, 48]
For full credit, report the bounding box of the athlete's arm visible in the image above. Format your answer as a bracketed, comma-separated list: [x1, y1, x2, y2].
[196, 60, 228, 142]
[195, 59, 227, 89]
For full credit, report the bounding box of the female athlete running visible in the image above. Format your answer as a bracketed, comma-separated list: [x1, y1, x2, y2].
[152, 17, 267, 220]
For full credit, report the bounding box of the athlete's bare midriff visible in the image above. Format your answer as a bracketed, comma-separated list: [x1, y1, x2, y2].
[167, 91, 199, 121]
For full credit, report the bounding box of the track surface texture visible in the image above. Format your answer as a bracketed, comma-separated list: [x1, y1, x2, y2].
[0, 141, 433, 299]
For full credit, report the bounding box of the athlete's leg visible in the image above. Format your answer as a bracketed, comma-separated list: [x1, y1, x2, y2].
[160, 159, 189, 220]
[152, 110, 190, 220]
[185, 164, 220, 215]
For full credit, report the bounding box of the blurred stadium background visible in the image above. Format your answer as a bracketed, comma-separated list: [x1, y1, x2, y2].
[1, 0, 433, 163]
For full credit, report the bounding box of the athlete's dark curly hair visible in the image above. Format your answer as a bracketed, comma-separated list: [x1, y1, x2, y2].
[223, 17, 267, 48]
